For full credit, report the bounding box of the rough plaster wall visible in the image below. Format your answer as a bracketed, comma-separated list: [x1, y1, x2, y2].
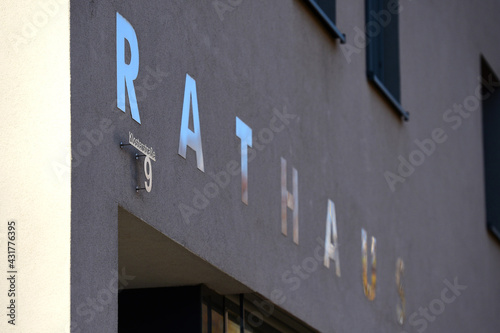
[70, 0, 500, 332]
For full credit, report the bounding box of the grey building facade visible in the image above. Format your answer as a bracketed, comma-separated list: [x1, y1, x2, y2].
[5, 0, 499, 332]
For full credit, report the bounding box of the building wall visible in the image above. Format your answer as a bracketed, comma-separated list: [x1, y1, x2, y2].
[70, 1, 500, 332]
[0, 1, 71, 332]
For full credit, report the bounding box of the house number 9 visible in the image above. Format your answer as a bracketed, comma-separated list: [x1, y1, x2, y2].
[144, 156, 152, 193]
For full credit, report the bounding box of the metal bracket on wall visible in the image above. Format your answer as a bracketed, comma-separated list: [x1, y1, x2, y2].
[120, 140, 152, 193]
[119, 141, 131, 149]
[135, 186, 146, 192]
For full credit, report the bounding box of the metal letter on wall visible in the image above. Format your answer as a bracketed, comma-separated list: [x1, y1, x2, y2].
[324, 199, 341, 277]
[116, 12, 141, 124]
[281, 157, 298, 244]
[396, 258, 405, 324]
[362, 228, 376, 301]
[144, 156, 152, 193]
[178, 74, 205, 172]
[236, 117, 252, 205]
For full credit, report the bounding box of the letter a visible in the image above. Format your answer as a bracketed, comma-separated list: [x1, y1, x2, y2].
[324, 199, 341, 277]
[178, 74, 205, 172]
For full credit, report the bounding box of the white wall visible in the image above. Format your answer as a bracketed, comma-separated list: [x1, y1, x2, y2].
[0, 1, 70, 332]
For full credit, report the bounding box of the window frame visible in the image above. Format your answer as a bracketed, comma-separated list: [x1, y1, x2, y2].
[481, 56, 500, 243]
[304, 0, 346, 44]
[365, 0, 409, 121]
[202, 286, 318, 333]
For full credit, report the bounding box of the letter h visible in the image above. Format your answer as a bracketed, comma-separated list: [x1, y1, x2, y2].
[281, 157, 298, 244]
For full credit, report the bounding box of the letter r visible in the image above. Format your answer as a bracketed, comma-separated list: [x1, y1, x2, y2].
[117, 12, 141, 124]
